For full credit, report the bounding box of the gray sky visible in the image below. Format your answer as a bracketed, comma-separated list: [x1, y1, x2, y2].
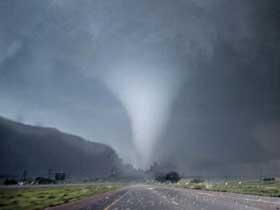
[0, 0, 280, 174]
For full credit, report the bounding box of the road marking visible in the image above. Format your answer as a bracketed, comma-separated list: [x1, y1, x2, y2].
[172, 200, 179, 205]
[104, 191, 129, 210]
[197, 192, 216, 197]
[197, 192, 280, 206]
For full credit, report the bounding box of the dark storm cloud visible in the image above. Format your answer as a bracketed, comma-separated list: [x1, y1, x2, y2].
[0, 0, 279, 174]
[155, 0, 280, 175]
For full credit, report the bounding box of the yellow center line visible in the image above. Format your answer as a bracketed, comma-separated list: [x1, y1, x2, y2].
[103, 191, 129, 210]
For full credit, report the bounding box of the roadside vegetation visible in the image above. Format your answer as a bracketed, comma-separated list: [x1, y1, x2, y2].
[175, 179, 280, 197]
[0, 183, 123, 210]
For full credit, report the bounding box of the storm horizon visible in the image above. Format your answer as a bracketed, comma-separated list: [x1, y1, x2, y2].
[1, 0, 280, 176]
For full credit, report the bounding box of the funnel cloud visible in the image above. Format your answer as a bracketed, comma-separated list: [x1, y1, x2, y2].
[103, 63, 182, 168]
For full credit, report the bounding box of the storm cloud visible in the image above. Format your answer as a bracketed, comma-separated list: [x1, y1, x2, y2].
[0, 0, 280, 174]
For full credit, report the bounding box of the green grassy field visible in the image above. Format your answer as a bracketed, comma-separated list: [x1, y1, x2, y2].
[0, 183, 123, 210]
[176, 179, 280, 197]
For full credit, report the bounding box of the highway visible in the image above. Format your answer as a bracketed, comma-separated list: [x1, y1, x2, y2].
[47, 185, 280, 210]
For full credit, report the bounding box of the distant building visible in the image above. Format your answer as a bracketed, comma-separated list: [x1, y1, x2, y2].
[55, 172, 66, 181]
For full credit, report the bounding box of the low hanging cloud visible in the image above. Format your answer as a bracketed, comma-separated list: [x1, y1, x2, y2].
[0, 41, 22, 66]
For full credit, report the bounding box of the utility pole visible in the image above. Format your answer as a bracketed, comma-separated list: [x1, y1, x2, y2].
[48, 169, 52, 179]
[21, 169, 27, 181]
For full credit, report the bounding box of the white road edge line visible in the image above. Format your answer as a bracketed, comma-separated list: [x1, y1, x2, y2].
[103, 191, 129, 210]
[197, 192, 280, 206]
[172, 200, 179, 205]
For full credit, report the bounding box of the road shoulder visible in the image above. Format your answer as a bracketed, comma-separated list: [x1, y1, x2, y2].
[45, 188, 128, 210]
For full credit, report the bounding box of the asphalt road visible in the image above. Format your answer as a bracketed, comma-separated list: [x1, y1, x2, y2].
[48, 185, 280, 210]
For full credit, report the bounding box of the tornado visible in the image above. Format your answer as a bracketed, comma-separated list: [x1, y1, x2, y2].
[103, 63, 182, 168]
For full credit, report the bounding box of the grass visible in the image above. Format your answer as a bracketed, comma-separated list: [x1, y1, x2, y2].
[0, 183, 123, 210]
[175, 179, 280, 197]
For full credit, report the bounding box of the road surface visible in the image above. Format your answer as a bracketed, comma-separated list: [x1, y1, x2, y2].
[47, 185, 280, 210]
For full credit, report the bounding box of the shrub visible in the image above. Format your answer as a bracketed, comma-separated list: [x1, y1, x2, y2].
[35, 177, 55, 184]
[190, 178, 204, 184]
[4, 179, 17, 185]
[262, 177, 275, 182]
[165, 171, 181, 183]
[154, 171, 181, 183]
